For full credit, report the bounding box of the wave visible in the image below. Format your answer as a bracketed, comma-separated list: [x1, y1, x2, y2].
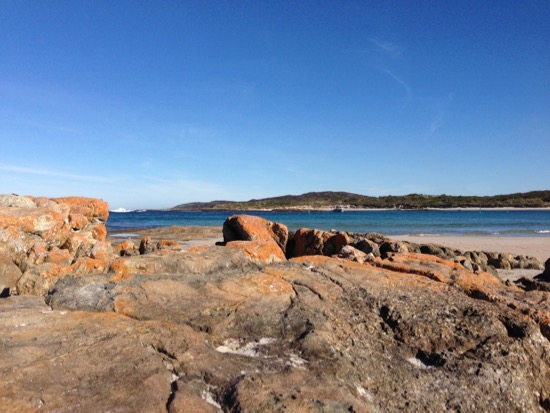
[536, 230, 550, 234]
[110, 208, 134, 213]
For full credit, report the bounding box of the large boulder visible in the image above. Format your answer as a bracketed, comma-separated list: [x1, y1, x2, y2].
[351, 238, 380, 257]
[223, 214, 288, 253]
[0, 258, 22, 297]
[292, 228, 351, 257]
[379, 240, 410, 258]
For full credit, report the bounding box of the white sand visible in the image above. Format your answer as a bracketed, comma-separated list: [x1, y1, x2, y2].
[391, 235, 550, 262]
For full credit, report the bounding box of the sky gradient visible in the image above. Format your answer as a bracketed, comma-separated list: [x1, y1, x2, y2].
[1, 1, 549, 210]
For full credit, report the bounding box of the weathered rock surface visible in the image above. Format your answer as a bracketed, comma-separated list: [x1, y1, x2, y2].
[0, 295, 197, 412]
[223, 214, 289, 253]
[108, 245, 258, 281]
[289, 229, 545, 273]
[291, 228, 351, 257]
[0, 195, 110, 296]
[1, 205, 550, 411]
[0, 258, 21, 297]
[226, 239, 286, 264]
[38, 251, 550, 411]
[516, 258, 550, 292]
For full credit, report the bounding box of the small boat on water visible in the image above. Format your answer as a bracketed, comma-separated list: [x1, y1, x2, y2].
[333, 205, 344, 212]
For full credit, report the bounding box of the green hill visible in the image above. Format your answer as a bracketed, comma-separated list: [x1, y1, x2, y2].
[171, 190, 550, 210]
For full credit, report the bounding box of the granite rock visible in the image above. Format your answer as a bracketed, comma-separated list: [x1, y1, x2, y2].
[40, 250, 550, 411]
[1, 208, 550, 411]
[291, 228, 351, 257]
[223, 214, 289, 253]
[0, 196, 109, 295]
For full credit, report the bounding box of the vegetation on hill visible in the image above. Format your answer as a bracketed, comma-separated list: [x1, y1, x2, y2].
[172, 190, 550, 210]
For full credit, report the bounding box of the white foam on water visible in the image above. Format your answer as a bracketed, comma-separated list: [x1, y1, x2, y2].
[414, 233, 440, 237]
[110, 208, 134, 213]
[110, 233, 140, 238]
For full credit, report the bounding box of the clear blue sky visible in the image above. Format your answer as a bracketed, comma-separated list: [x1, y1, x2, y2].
[1, 1, 549, 209]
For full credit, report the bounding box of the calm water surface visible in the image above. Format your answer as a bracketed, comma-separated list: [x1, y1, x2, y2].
[107, 209, 550, 237]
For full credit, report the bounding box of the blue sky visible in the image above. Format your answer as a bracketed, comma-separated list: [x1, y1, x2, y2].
[1, 1, 549, 209]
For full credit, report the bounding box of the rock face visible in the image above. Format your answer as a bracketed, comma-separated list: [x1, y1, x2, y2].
[1, 207, 550, 411]
[0, 195, 109, 296]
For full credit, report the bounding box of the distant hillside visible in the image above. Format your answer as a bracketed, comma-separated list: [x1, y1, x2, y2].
[171, 190, 550, 210]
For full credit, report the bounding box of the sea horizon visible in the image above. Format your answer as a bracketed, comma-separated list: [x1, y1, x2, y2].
[107, 209, 550, 237]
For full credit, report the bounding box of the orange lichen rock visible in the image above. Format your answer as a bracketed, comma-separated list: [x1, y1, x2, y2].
[139, 236, 154, 254]
[226, 240, 286, 264]
[0, 195, 111, 296]
[45, 247, 73, 266]
[156, 239, 181, 251]
[223, 214, 288, 253]
[114, 239, 137, 256]
[52, 196, 109, 222]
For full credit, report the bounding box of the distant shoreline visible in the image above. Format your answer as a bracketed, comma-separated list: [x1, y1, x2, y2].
[164, 206, 550, 213]
[170, 190, 550, 211]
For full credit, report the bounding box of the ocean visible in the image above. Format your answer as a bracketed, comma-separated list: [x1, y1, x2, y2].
[107, 209, 550, 237]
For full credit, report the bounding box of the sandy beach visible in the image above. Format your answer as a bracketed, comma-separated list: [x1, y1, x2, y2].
[392, 235, 550, 262]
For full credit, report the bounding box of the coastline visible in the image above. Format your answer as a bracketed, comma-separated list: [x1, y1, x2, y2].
[110, 225, 550, 263]
[392, 234, 550, 262]
[296, 206, 550, 212]
[167, 206, 550, 212]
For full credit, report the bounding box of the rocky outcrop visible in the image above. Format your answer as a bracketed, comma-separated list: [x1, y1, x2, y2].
[28, 249, 550, 411]
[1, 208, 550, 411]
[285, 228, 544, 274]
[0, 195, 110, 296]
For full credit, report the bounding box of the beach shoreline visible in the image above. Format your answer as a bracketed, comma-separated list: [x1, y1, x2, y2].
[109, 225, 549, 263]
[392, 234, 549, 262]
[165, 206, 550, 212]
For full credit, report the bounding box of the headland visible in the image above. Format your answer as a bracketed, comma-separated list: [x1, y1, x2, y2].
[172, 190, 550, 211]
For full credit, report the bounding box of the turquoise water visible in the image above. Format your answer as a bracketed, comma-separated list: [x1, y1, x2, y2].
[107, 209, 550, 237]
